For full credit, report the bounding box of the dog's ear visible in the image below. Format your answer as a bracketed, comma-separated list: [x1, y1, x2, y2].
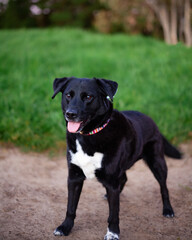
[52, 77, 69, 99]
[94, 78, 118, 102]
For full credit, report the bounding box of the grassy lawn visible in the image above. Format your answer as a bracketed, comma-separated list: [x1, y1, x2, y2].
[0, 28, 191, 152]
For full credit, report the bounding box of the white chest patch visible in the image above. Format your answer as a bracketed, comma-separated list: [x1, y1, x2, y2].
[70, 140, 103, 179]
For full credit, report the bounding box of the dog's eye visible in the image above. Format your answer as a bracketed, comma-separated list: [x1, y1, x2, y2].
[81, 93, 93, 102]
[86, 95, 93, 101]
[66, 93, 71, 99]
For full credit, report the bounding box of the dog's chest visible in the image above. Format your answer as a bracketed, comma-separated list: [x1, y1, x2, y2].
[70, 140, 103, 179]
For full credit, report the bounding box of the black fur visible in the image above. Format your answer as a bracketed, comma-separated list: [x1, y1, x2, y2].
[52, 77, 182, 239]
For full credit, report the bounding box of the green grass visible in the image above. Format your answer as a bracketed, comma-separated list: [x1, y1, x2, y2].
[0, 28, 192, 152]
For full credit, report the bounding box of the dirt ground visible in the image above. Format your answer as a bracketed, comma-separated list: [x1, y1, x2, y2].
[0, 142, 192, 240]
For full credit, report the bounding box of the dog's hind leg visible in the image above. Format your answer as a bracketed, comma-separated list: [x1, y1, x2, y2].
[143, 142, 174, 218]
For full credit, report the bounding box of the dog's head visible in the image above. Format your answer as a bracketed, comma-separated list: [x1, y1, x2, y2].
[52, 77, 118, 133]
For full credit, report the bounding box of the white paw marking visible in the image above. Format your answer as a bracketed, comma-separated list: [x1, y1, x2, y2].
[70, 140, 103, 179]
[104, 228, 119, 240]
[53, 229, 63, 236]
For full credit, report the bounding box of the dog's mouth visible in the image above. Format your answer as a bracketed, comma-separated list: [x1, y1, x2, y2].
[67, 121, 83, 133]
[67, 118, 90, 133]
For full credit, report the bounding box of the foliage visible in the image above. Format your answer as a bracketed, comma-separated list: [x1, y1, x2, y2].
[0, 0, 104, 29]
[94, 0, 192, 46]
[0, 0, 191, 46]
[94, 0, 159, 35]
[0, 0, 34, 28]
[49, 0, 104, 28]
[0, 28, 192, 152]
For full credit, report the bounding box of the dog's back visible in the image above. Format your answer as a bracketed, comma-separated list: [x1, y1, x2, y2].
[122, 110, 181, 160]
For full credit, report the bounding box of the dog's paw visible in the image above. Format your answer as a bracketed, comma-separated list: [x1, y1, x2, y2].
[104, 229, 119, 240]
[53, 228, 64, 236]
[53, 219, 74, 236]
[53, 226, 71, 236]
[163, 208, 174, 218]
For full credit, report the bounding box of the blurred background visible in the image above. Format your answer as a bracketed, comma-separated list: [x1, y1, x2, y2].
[0, 0, 192, 153]
[0, 0, 191, 46]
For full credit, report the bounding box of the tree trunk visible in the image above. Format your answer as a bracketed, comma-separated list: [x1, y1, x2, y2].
[158, 1, 172, 44]
[146, 0, 172, 44]
[170, 0, 178, 44]
[145, 0, 192, 46]
[178, 0, 184, 42]
[184, 0, 192, 47]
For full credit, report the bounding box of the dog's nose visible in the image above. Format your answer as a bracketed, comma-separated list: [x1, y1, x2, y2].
[66, 110, 78, 120]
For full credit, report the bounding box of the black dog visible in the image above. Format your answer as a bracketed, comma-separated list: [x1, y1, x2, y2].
[52, 77, 181, 240]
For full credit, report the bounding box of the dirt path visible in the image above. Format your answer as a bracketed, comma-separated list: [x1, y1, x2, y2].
[0, 142, 192, 240]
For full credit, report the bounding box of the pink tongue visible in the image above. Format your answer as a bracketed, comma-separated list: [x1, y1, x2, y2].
[67, 122, 82, 133]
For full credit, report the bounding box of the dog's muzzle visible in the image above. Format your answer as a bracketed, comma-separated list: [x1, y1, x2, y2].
[65, 110, 87, 133]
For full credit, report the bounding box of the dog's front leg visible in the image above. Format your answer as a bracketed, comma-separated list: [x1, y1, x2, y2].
[54, 166, 85, 236]
[104, 186, 120, 240]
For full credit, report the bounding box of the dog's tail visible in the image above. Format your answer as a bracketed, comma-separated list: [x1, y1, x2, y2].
[162, 135, 182, 159]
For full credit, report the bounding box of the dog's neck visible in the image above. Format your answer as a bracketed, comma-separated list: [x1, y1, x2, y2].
[80, 102, 113, 135]
[80, 118, 110, 136]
